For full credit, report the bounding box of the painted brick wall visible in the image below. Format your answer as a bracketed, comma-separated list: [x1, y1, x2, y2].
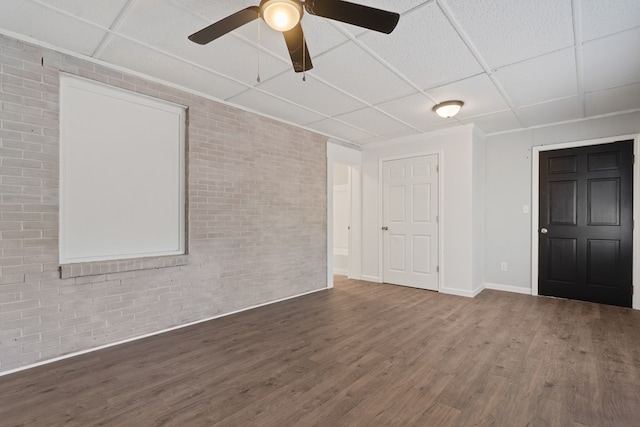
[0, 35, 327, 373]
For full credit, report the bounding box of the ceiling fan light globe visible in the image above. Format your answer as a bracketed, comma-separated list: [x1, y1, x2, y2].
[261, 0, 302, 32]
[433, 101, 464, 118]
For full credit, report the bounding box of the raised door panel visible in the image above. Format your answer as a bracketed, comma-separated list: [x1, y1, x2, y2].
[549, 181, 577, 225]
[587, 178, 620, 225]
[588, 151, 620, 171]
[389, 234, 406, 272]
[389, 185, 406, 223]
[548, 238, 578, 283]
[412, 183, 431, 223]
[412, 235, 431, 274]
[587, 239, 619, 287]
[548, 155, 577, 174]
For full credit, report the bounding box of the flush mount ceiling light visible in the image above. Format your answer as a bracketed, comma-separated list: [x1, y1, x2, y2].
[433, 100, 464, 118]
[261, 0, 303, 32]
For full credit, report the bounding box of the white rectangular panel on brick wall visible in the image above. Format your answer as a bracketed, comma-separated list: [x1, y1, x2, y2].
[59, 74, 186, 263]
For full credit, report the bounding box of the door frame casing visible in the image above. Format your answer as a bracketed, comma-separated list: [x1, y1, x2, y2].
[531, 134, 640, 309]
[378, 151, 444, 291]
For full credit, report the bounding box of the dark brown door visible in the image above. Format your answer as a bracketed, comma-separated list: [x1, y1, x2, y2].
[539, 140, 633, 307]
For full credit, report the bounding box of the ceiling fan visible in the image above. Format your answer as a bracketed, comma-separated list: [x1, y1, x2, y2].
[188, 0, 400, 73]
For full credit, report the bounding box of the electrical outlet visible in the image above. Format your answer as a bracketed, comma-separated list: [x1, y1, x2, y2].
[523, 205, 530, 214]
[500, 262, 508, 272]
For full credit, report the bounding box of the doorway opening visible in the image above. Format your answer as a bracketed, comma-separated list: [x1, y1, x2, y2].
[332, 163, 351, 277]
[327, 153, 361, 287]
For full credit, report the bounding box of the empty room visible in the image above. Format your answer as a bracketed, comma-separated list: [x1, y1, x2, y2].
[1, 0, 639, 425]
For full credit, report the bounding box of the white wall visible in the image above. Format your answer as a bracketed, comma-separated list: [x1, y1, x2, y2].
[361, 125, 484, 297]
[484, 111, 640, 304]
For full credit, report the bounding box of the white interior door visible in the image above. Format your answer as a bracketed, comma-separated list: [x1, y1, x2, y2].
[382, 154, 439, 290]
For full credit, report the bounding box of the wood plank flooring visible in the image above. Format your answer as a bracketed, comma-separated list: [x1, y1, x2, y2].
[2, 276, 640, 426]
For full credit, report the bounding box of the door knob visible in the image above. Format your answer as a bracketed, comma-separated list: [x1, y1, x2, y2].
[540, 227, 548, 234]
[382, 226, 388, 231]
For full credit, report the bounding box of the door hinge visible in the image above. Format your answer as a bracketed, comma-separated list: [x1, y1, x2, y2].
[436, 215, 439, 223]
[436, 165, 439, 173]
[436, 266, 439, 273]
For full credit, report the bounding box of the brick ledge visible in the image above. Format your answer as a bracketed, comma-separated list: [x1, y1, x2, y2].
[60, 254, 189, 279]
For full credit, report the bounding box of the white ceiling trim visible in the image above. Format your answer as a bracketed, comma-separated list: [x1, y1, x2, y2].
[362, 123, 476, 149]
[486, 108, 640, 136]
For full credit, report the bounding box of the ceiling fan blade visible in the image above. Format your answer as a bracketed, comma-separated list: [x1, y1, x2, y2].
[305, 0, 399, 34]
[188, 6, 259, 44]
[283, 24, 313, 73]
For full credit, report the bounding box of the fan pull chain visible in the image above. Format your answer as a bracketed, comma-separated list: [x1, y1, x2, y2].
[256, 19, 261, 83]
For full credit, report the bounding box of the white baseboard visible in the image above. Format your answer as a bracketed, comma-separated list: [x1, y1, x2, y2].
[333, 268, 348, 276]
[360, 275, 382, 283]
[484, 282, 532, 295]
[472, 284, 485, 297]
[440, 286, 478, 298]
[0, 287, 327, 378]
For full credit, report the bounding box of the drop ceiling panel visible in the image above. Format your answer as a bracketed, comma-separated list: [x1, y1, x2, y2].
[173, 0, 256, 22]
[117, 0, 290, 85]
[376, 93, 450, 133]
[307, 118, 375, 142]
[0, 0, 107, 56]
[341, 0, 427, 15]
[585, 83, 640, 117]
[359, 2, 483, 91]
[312, 42, 416, 105]
[364, 128, 419, 144]
[227, 89, 326, 125]
[257, 73, 366, 117]
[461, 110, 521, 134]
[442, 0, 574, 68]
[99, 36, 247, 99]
[516, 96, 581, 127]
[583, 27, 640, 93]
[493, 48, 578, 107]
[581, 0, 640, 41]
[38, 0, 131, 27]
[119, 0, 210, 46]
[334, 107, 415, 136]
[426, 73, 508, 118]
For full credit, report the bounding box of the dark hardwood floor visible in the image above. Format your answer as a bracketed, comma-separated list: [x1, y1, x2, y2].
[2, 276, 640, 426]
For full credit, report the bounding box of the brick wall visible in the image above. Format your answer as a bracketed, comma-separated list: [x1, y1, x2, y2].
[0, 35, 327, 373]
